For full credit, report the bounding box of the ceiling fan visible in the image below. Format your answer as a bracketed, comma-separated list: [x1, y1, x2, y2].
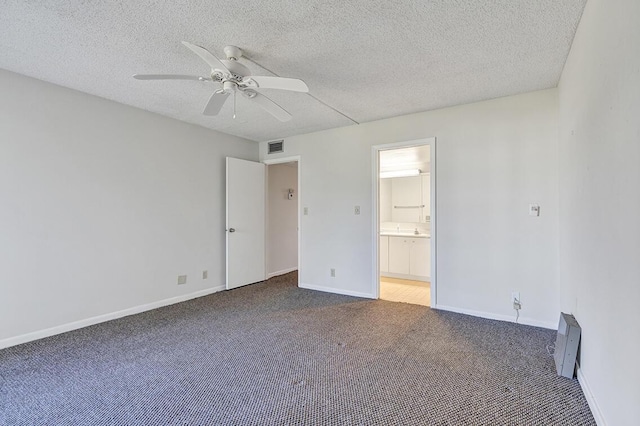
[133, 41, 309, 122]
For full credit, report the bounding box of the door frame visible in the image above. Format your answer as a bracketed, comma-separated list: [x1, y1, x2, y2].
[371, 138, 437, 307]
[263, 155, 301, 286]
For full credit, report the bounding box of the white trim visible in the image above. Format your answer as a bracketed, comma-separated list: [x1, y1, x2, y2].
[0, 285, 226, 350]
[381, 272, 429, 281]
[267, 267, 298, 279]
[225, 157, 231, 288]
[372, 147, 381, 299]
[371, 137, 437, 307]
[262, 155, 302, 166]
[434, 304, 556, 330]
[299, 283, 375, 299]
[263, 155, 302, 288]
[429, 140, 437, 308]
[577, 364, 607, 426]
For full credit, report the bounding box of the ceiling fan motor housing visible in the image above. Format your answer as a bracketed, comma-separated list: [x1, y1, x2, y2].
[220, 60, 251, 80]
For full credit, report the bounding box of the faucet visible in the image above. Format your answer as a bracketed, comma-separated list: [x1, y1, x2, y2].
[414, 228, 420, 235]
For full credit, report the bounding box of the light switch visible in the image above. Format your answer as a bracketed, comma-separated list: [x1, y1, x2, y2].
[354, 206, 360, 215]
[304, 207, 309, 216]
[529, 204, 540, 217]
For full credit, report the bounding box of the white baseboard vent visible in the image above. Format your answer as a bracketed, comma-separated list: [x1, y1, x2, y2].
[0, 284, 226, 350]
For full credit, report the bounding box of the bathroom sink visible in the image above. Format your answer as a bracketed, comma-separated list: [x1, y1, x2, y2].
[380, 231, 429, 237]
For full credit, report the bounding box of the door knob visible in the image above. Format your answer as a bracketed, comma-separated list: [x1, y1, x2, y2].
[228, 228, 236, 233]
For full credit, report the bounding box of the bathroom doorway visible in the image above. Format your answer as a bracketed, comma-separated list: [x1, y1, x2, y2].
[372, 138, 436, 307]
[264, 158, 300, 281]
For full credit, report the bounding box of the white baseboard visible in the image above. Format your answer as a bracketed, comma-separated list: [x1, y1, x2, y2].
[299, 283, 375, 299]
[434, 304, 556, 330]
[0, 284, 226, 350]
[267, 267, 298, 279]
[577, 364, 606, 426]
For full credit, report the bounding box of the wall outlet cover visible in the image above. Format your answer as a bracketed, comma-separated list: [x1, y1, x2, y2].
[178, 275, 187, 285]
[202, 270, 208, 279]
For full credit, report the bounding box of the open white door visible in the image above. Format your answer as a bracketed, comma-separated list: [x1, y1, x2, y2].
[226, 157, 266, 290]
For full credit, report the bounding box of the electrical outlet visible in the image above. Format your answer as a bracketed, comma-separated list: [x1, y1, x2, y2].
[202, 270, 208, 279]
[304, 207, 309, 216]
[354, 205, 360, 215]
[330, 268, 336, 277]
[178, 275, 187, 285]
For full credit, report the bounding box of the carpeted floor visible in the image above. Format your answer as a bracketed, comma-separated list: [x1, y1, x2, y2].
[0, 272, 595, 425]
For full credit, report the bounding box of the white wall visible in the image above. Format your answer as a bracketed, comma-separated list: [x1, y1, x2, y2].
[379, 179, 392, 222]
[267, 163, 298, 276]
[558, 0, 640, 423]
[0, 70, 257, 346]
[260, 89, 560, 328]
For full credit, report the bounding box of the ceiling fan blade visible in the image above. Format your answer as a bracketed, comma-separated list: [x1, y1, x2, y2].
[249, 93, 292, 122]
[182, 41, 230, 73]
[133, 74, 209, 81]
[246, 76, 309, 93]
[203, 91, 230, 116]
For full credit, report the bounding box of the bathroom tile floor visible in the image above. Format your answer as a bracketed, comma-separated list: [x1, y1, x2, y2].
[380, 277, 430, 306]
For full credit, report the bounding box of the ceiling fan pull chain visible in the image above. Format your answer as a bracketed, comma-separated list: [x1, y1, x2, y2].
[233, 89, 237, 119]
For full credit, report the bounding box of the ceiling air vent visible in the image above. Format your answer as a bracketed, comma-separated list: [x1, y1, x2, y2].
[268, 140, 284, 154]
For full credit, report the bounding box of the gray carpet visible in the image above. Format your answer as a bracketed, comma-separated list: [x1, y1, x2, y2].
[1, 272, 595, 425]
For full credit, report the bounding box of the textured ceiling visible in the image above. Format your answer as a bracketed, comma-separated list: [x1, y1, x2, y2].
[0, 0, 586, 142]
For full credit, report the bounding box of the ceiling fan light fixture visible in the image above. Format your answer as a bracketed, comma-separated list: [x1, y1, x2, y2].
[222, 81, 236, 93]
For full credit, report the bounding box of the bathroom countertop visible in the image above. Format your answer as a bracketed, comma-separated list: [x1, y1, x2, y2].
[380, 232, 430, 238]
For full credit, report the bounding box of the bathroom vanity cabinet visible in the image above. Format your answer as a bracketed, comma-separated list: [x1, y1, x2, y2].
[380, 235, 430, 280]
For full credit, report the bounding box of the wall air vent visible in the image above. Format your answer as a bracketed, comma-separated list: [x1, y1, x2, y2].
[268, 140, 284, 154]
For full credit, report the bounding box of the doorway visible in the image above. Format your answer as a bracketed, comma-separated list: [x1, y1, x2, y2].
[264, 157, 300, 282]
[372, 138, 436, 307]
